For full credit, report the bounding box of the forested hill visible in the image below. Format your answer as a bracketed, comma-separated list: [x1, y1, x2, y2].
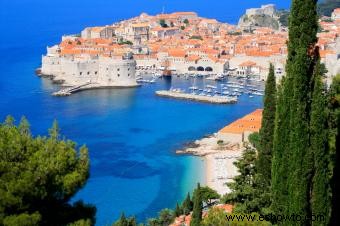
[318, 0, 340, 16]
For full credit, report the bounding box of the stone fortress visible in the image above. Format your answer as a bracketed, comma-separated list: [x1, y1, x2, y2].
[41, 44, 138, 88]
[238, 4, 281, 30]
[245, 4, 276, 17]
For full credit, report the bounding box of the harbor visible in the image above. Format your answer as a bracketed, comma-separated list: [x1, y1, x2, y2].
[136, 70, 265, 104]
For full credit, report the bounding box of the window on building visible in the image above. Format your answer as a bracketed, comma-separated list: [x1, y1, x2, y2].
[87, 71, 90, 75]
[128, 74, 130, 77]
[117, 68, 120, 71]
[95, 71, 98, 75]
[117, 74, 120, 77]
[80, 72, 82, 75]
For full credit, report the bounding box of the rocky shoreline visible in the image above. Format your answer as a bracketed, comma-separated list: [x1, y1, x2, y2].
[176, 134, 243, 195]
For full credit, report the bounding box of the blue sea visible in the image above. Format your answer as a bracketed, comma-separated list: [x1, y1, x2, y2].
[0, 0, 289, 225]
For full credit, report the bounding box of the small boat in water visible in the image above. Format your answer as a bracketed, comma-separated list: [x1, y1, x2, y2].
[206, 85, 217, 89]
[189, 86, 199, 90]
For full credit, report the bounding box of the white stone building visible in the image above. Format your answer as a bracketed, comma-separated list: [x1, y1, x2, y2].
[81, 26, 116, 39]
[41, 47, 138, 87]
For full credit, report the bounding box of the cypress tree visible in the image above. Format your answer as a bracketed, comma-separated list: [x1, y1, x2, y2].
[271, 0, 319, 221]
[254, 64, 276, 215]
[287, 48, 316, 219]
[328, 74, 340, 225]
[182, 193, 193, 215]
[287, 0, 318, 219]
[175, 203, 182, 217]
[190, 183, 202, 226]
[271, 80, 291, 216]
[256, 63, 276, 187]
[310, 60, 330, 225]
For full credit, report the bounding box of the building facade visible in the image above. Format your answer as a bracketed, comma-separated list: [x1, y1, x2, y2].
[41, 46, 138, 87]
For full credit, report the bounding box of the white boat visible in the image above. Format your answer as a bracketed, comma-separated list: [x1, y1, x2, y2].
[206, 76, 216, 81]
[189, 86, 199, 90]
[206, 85, 217, 89]
[252, 91, 264, 96]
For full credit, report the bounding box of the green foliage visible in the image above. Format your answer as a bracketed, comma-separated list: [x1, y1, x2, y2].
[222, 146, 260, 214]
[113, 213, 137, 226]
[202, 209, 271, 226]
[255, 64, 276, 211]
[190, 183, 202, 226]
[174, 203, 182, 217]
[248, 132, 260, 150]
[217, 140, 224, 145]
[318, 0, 340, 16]
[146, 209, 174, 226]
[189, 36, 203, 40]
[199, 187, 220, 206]
[182, 193, 193, 215]
[183, 19, 189, 25]
[309, 61, 331, 225]
[159, 19, 168, 28]
[180, 26, 186, 30]
[68, 219, 92, 226]
[158, 209, 174, 225]
[118, 40, 133, 45]
[3, 212, 41, 226]
[271, 80, 290, 216]
[270, 0, 319, 223]
[328, 74, 340, 225]
[0, 117, 95, 226]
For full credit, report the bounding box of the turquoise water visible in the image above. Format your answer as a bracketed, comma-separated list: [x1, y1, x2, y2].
[0, 0, 286, 224]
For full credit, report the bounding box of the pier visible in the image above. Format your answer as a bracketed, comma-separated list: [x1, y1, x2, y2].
[52, 82, 92, 96]
[155, 90, 237, 104]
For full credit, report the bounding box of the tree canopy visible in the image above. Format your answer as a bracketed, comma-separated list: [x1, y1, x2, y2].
[0, 117, 95, 226]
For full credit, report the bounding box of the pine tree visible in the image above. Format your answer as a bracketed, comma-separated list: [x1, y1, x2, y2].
[0, 117, 94, 225]
[255, 64, 276, 213]
[190, 183, 202, 226]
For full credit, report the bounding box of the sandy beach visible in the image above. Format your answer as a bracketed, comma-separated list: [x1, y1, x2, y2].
[177, 134, 243, 195]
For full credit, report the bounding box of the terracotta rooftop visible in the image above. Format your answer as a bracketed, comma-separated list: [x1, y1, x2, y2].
[239, 61, 257, 67]
[219, 109, 263, 134]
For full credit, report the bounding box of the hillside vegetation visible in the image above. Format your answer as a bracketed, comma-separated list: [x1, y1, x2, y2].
[318, 0, 340, 16]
